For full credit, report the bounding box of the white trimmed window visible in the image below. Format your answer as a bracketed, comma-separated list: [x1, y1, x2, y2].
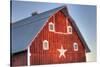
[43, 40, 49, 50]
[73, 42, 78, 51]
[67, 26, 72, 34]
[49, 22, 55, 32]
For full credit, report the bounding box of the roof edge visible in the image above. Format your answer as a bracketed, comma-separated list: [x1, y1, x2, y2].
[68, 15, 91, 53]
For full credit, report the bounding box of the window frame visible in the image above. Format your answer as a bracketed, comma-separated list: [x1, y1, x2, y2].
[73, 42, 78, 51]
[49, 22, 55, 32]
[43, 40, 49, 50]
[67, 26, 72, 34]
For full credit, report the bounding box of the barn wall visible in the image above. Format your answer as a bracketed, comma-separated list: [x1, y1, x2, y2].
[30, 10, 86, 65]
[11, 51, 27, 66]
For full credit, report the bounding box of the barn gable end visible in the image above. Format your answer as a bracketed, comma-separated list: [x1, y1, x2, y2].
[11, 5, 92, 66]
[12, 6, 90, 54]
[29, 9, 87, 65]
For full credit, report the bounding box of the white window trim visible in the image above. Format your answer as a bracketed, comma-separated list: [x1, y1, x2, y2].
[54, 32, 67, 35]
[43, 40, 49, 50]
[49, 22, 55, 32]
[67, 26, 72, 34]
[73, 42, 78, 51]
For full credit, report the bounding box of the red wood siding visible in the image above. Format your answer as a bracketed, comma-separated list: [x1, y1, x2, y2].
[11, 51, 27, 66]
[30, 10, 86, 65]
[55, 11, 67, 33]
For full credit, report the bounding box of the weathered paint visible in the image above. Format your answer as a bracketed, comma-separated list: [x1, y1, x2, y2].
[30, 10, 86, 65]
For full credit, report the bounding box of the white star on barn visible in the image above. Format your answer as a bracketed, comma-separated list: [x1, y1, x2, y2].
[57, 45, 67, 58]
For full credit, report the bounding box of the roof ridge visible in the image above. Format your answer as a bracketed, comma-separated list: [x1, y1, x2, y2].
[12, 5, 65, 24]
[12, 5, 66, 28]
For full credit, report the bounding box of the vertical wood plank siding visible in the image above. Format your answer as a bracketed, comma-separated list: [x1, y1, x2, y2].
[11, 51, 27, 66]
[30, 10, 86, 65]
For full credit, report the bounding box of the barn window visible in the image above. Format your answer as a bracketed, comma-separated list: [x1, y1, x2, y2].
[67, 26, 72, 34]
[73, 42, 78, 51]
[49, 22, 55, 32]
[43, 40, 49, 50]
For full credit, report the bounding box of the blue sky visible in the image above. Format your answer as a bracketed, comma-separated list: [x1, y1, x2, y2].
[11, 1, 96, 61]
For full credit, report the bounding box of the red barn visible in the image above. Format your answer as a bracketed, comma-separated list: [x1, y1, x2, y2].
[11, 6, 90, 66]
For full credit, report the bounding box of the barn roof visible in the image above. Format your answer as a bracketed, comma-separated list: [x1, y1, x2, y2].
[11, 5, 90, 54]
